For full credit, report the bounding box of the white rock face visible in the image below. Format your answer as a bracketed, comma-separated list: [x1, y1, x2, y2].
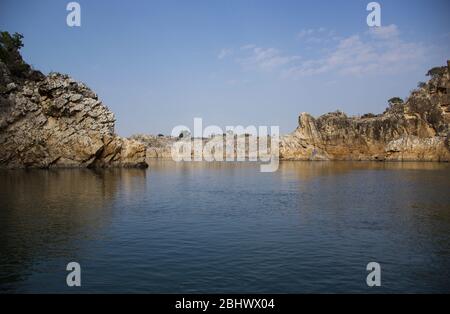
[280, 61, 450, 162]
[0, 68, 147, 168]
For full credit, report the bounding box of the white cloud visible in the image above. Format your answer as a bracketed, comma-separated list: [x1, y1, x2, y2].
[284, 24, 426, 78]
[297, 27, 338, 44]
[218, 48, 232, 60]
[222, 25, 426, 79]
[240, 44, 256, 50]
[297, 28, 315, 39]
[239, 46, 301, 70]
[368, 24, 399, 40]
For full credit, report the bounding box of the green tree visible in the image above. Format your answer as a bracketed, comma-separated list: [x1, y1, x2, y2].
[388, 97, 404, 106]
[0, 32, 24, 50]
[417, 81, 426, 89]
[426, 66, 446, 78]
[0, 31, 29, 77]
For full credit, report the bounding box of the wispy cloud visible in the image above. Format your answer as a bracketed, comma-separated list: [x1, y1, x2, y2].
[240, 44, 256, 50]
[220, 25, 428, 79]
[297, 28, 316, 39]
[284, 24, 425, 78]
[238, 46, 301, 70]
[218, 48, 233, 60]
[367, 24, 399, 40]
[297, 27, 339, 44]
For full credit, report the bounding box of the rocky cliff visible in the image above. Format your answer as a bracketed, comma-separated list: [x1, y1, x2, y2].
[0, 32, 147, 168]
[281, 61, 450, 161]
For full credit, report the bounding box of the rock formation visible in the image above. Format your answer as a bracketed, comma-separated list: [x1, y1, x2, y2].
[131, 133, 273, 162]
[281, 61, 450, 161]
[0, 32, 147, 168]
[130, 134, 176, 159]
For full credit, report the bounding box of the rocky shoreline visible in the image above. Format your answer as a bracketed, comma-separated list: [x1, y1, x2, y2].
[134, 61, 450, 163]
[280, 61, 450, 161]
[0, 32, 147, 169]
[1, 32, 449, 168]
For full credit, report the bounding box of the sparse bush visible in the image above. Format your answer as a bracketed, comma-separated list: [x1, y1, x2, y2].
[361, 113, 377, 119]
[178, 130, 191, 139]
[426, 66, 446, 78]
[0, 31, 24, 52]
[386, 97, 404, 114]
[417, 81, 426, 89]
[0, 31, 32, 78]
[388, 97, 404, 106]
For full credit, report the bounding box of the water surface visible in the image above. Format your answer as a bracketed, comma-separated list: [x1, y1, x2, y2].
[0, 161, 449, 293]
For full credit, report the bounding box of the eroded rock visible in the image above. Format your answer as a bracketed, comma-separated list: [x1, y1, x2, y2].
[280, 61, 450, 162]
[0, 34, 147, 169]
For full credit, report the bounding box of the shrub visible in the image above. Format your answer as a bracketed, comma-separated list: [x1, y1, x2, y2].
[386, 97, 404, 114]
[361, 113, 377, 119]
[417, 81, 426, 89]
[388, 97, 404, 106]
[178, 130, 191, 139]
[0, 31, 30, 78]
[426, 66, 446, 78]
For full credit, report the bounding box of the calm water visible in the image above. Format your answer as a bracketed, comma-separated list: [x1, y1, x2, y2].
[0, 161, 449, 293]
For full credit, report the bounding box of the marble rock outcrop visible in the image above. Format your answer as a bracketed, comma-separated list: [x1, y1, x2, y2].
[0, 32, 147, 168]
[280, 61, 450, 161]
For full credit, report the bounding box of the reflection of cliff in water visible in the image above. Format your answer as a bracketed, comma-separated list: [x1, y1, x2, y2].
[279, 161, 450, 181]
[0, 168, 146, 290]
[148, 159, 450, 181]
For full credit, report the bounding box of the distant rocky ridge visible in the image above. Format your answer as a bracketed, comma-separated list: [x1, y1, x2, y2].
[2, 32, 448, 167]
[130, 133, 272, 162]
[0, 32, 147, 168]
[135, 61, 450, 163]
[130, 134, 175, 159]
[280, 61, 450, 161]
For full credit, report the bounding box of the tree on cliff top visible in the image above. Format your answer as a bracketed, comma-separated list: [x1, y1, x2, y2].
[417, 81, 426, 89]
[0, 32, 24, 50]
[0, 32, 27, 76]
[386, 97, 404, 114]
[426, 66, 446, 78]
[388, 97, 404, 106]
[0, 31, 42, 81]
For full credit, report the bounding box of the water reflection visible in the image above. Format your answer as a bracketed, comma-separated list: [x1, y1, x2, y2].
[0, 168, 146, 291]
[0, 162, 449, 293]
[279, 161, 450, 180]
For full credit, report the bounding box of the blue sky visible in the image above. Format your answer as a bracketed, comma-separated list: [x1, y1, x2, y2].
[1, 0, 449, 136]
